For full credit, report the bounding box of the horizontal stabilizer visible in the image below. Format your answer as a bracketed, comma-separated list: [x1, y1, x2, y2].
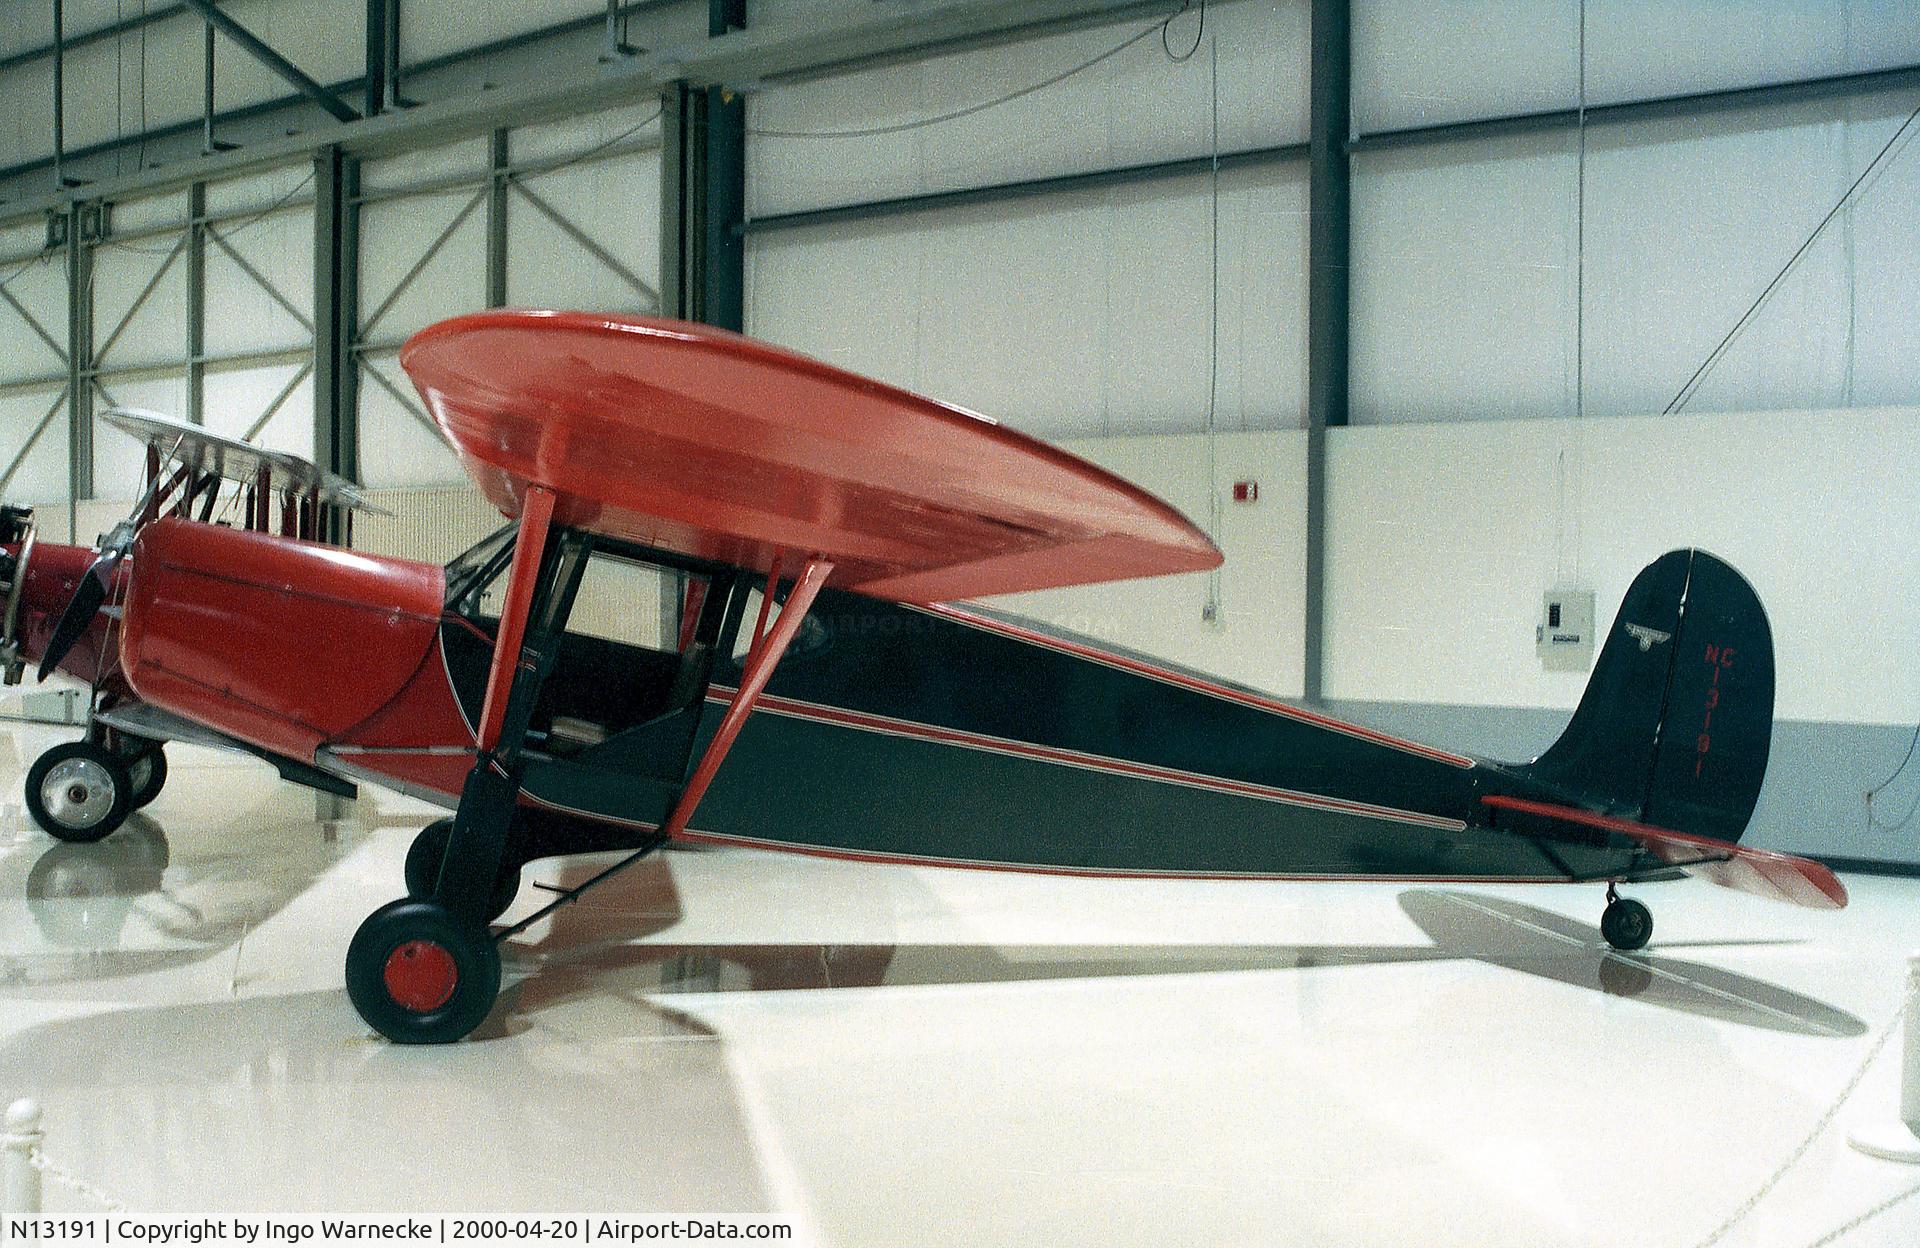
[1482, 795, 1847, 911]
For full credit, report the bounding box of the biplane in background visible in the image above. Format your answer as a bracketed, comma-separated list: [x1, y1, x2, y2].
[0, 310, 1846, 1044]
[0, 408, 387, 837]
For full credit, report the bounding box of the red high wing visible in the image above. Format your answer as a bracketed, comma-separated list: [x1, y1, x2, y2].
[399, 311, 1222, 602]
[1482, 795, 1848, 911]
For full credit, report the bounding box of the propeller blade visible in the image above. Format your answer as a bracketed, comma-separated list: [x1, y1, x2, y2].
[36, 552, 119, 681]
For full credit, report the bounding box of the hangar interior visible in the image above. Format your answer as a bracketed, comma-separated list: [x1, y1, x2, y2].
[0, 1, 1916, 1242]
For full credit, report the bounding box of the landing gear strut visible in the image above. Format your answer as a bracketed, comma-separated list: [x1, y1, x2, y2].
[125, 744, 168, 810]
[404, 817, 522, 923]
[1600, 883, 1653, 951]
[342, 496, 835, 1045]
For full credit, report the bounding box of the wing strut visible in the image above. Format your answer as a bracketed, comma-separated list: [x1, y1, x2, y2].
[492, 556, 834, 942]
[429, 486, 559, 921]
[475, 486, 556, 753]
[666, 556, 832, 842]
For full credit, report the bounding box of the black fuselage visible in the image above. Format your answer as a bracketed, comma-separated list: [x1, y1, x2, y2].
[475, 577, 1636, 884]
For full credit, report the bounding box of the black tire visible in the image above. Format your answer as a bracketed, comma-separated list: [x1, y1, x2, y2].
[403, 818, 523, 922]
[345, 898, 502, 1044]
[24, 741, 132, 843]
[126, 747, 167, 810]
[1601, 897, 1653, 951]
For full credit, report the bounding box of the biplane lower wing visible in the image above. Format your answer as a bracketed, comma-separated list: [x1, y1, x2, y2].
[1482, 795, 1847, 910]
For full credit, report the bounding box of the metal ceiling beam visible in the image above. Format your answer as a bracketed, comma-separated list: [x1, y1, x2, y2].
[365, 0, 402, 117]
[1302, 0, 1350, 707]
[0, 4, 190, 73]
[186, 183, 206, 425]
[180, 0, 361, 124]
[1350, 59, 1920, 155]
[313, 146, 360, 537]
[660, 2, 748, 333]
[52, 0, 72, 189]
[741, 141, 1308, 235]
[704, 7, 747, 333]
[1, 0, 1158, 219]
[65, 204, 94, 510]
[485, 129, 508, 308]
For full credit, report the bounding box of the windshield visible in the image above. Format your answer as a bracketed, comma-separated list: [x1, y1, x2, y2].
[444, 521, 517, 615]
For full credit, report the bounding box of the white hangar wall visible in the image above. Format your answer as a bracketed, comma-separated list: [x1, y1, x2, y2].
[740, 0, 1920, 860]
[1350, 93, 1920, 425]
[744, 1, 1313, 440]
[1351, 0, 1920, 132]
[0, 216, 70, 510]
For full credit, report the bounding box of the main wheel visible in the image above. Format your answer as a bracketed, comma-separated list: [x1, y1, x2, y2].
[345, 898, 502, 1044]
[403, 818, 523, 922]
[126, 747, 167, 810]
[1601, 897, 1653, 951]
[25, 741, 132, 843]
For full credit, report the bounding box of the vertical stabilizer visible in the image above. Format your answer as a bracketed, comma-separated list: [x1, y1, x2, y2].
[1525, 549, 1774, 843]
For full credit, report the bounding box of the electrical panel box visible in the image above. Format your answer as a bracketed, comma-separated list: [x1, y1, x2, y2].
[1537, 590, 1594, 671]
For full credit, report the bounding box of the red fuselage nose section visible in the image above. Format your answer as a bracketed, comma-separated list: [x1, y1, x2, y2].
[119, 518, 450, 761]
[6, 539, 122, 685]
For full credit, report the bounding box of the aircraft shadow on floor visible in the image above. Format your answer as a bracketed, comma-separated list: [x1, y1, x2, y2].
[2, 810, 371, 986]
[1397, 889, 1866, 1038]
[0, 984, 776, 1213]
[502, 860, 1865, 1040]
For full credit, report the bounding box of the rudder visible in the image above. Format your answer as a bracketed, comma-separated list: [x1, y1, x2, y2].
[1524, 549, 1774, 843]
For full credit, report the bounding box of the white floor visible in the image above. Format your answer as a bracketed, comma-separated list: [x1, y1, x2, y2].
[0, 720, 1916, 1246]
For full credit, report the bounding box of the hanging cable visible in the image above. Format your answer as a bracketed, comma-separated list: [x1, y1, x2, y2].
[138, 0, 150, 171]
[99, 169, 319, 258]
[1569, 0, 1586, 589]
[0, 252, 52, 292]
[1201, 26, 1222, 627]
[748, 4, 1194, 139]
[114, 0, 125, 176]
[525, 106, 665, 174]
[1663, 96, 1920, 415]
[1163, 0, 1205, 63]
[1865, 721, 1920, 835]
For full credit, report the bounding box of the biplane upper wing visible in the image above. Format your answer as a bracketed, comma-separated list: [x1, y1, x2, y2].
[100, 407, 390, 515]
[399, 311, 1222, 602]
[1482, 795, 1848, 910]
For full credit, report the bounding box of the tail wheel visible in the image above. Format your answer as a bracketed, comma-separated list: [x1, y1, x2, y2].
[1601, 896, 1653, 951]
[403, 817, 523, 922]
[345, 898, 501, 1044]
[126, 747, 167, 810]
[25, 741, 132, 843]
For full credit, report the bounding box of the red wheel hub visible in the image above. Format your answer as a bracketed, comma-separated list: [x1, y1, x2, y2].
[382, 940, 458, 1012]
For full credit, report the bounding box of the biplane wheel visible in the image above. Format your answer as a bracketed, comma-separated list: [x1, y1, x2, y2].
[24, 741, 133, 843]
[345, 898, 501, 1044]
[126, 747, 167, 810]
[1600, 897, 1653, 951]
[402, 818, 523, 922]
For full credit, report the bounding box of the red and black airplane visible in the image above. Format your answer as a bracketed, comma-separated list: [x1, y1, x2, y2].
[0, 311, 1845, 1044]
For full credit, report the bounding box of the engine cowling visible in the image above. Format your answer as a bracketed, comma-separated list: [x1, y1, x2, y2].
[120, 518, 447, 761]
